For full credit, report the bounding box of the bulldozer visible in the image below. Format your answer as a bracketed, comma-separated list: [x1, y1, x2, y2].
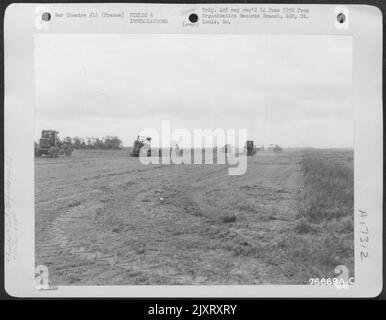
[35, 130, 73, 157]
[130, 135, 151, 157]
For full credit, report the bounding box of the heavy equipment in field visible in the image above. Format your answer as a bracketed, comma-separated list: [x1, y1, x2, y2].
[130, 135, 151, 157]
[245, 140, 257, 156]
[35, 130, 73, 157]
[268, 144, 283, 152]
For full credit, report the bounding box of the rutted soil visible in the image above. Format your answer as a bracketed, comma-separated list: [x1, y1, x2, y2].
[35, 149, 303, 285]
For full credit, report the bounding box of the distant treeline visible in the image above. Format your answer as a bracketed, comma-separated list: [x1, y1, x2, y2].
[67, 136, 122, 150]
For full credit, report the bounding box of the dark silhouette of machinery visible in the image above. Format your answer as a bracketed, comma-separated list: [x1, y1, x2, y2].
[35, 130, 73, 157]
[130, 135, 151, 157]
[245, 140, 257, 156]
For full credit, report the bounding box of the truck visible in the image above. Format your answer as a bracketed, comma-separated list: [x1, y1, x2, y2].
[35, 130, 73, 157]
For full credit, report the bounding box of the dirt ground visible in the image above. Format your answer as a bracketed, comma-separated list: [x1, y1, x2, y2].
[35, 149, 311, 285]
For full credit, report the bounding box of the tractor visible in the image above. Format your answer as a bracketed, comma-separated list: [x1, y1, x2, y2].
[35, 130, 73, 157]
[130, 135, 151, 157]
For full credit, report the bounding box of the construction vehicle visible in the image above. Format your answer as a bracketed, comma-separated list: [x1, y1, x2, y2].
[268, 144, 283, 152]
[130, 135, 151, 157]
[245, 140, 257, 156]
[35, 130, 73, 157]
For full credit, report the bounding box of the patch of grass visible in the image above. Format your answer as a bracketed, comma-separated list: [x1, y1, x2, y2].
[239, 204, 255, 213]
[325, 216, 354, 234]
[338, 216, 354, 233]
[267, 232, 354, 283]
[267, 150, 355, 283]
[294, 217, 315, 234]
[224, 238, 260, 257]
[297, 151, 354, 222]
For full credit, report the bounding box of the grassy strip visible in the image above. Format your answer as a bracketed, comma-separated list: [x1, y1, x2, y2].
[269, 150, 354, 283]
[297, 151, 354, 222]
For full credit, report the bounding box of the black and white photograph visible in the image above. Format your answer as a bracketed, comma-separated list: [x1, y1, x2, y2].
[34, 33, 354, 285]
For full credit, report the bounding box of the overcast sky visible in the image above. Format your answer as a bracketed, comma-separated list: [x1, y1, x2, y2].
[35, 34, 352, 148]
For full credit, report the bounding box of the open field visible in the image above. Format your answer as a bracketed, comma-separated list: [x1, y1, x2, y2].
[35, 149, 354, 285]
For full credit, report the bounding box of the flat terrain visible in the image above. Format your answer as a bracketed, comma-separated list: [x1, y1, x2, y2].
[35, 149, 352, 285]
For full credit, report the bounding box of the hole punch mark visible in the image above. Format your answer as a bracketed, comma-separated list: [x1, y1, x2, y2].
[336, 13, 346, 24]
[189, 13, 198, 23]
[42, 12, 51, 22]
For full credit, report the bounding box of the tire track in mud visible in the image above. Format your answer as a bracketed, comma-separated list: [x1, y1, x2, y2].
[36, 202, 121, 272]
[36, 162, 199, 284]
[36, 174, 125, 278]
[36, 203, 156, 285]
